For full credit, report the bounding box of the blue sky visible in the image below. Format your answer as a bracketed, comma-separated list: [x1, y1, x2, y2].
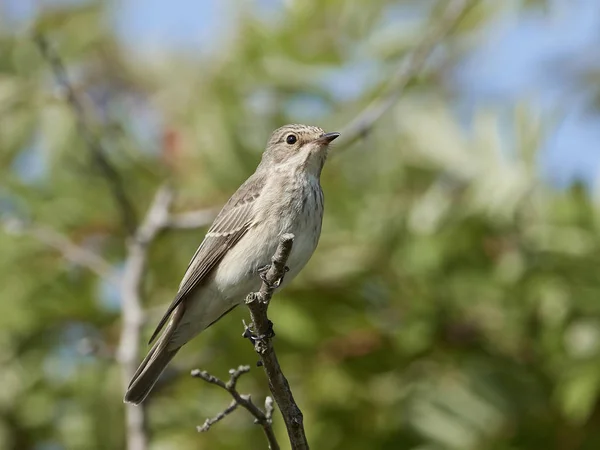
[116, 0, 600, 189]
[4, 0, 600, 189]
[456, 0, 600, 188]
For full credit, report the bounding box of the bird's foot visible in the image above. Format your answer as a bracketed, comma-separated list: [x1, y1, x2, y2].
[242, 324, 257, 344]
[257, 264, 290, 288]
[242, 319, 276, 344]
[276, 266, 290, 288]
[257, 264, 270, 283]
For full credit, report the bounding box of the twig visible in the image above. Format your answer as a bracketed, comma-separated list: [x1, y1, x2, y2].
[197, 399, 239, 432]
[2, 218, 118, 285]
[339, 0, 473, 146]
[192, 366, 279, 449]
[244, 234, 308, 450]
[33, 34, 138, 235]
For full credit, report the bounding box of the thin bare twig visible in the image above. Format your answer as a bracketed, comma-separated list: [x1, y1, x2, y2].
[33, 34, 138, 235]
[192, 365, 279, 449]
[197, 399, 239, 432]
[339, 0, 473, 146]
[243, 234, 308, 450]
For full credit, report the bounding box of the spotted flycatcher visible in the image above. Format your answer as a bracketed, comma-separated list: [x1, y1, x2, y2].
[124, 124, 339, 404]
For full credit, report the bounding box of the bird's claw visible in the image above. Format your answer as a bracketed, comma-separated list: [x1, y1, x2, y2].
[242, 320, 276, 344]
[242, 324, 257, 343]
[257, 264, 290, 288]
[258, 264, 271, 284]
[273, 266, 290, 288]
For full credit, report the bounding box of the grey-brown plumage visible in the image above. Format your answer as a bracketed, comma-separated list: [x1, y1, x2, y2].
[124, 124, 339, 404]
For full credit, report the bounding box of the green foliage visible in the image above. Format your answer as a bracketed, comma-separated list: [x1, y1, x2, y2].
[2, 1, 600, 449]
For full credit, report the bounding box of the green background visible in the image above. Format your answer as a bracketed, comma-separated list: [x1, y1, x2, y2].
[2, 1, 600, 449]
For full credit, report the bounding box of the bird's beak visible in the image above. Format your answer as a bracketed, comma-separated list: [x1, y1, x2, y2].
[314, 132, 340, 145]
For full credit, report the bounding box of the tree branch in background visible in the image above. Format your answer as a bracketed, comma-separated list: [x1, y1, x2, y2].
[116, 185, 215, 450]
[3, 182, 216, 450]
[2, 218, 118, 285]
[192, 365, 279, 449]
[116, 187, 171, 450]
[33, 34, 138, 235]
[243, 234, 309, 450]
[339, 0, 473, 146]
[167, 208, 221, 229]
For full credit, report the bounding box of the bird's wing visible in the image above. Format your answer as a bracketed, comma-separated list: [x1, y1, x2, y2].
[148, 173, 264, 344]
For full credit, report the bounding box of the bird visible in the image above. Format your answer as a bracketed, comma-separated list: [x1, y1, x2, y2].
[124, 124, 340, 404]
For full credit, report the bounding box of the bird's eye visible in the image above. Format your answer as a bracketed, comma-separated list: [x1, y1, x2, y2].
[286, 134, 297, 145]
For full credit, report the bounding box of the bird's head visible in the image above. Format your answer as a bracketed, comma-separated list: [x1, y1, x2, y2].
[259, 124, 340, 177]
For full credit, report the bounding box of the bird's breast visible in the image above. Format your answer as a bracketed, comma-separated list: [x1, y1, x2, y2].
[213, 173, 323, 300]
[271, 174, 324, 283]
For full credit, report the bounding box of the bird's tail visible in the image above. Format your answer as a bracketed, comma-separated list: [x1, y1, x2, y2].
[123, 340, 179, 405]
[124, 305, 185, 405]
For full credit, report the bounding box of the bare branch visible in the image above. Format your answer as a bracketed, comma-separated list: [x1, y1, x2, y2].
[339, 0, 473, 146]
[197, 399, 239, 432]
[192, 365, 280, 449]
[116, 185, 175, 450]
[243, 234, 309, 450]
[2, 218, 118, 285]
[113, 185, 219, 450]
[167, 208, 219, 230]
[33, 34, 138, 235]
